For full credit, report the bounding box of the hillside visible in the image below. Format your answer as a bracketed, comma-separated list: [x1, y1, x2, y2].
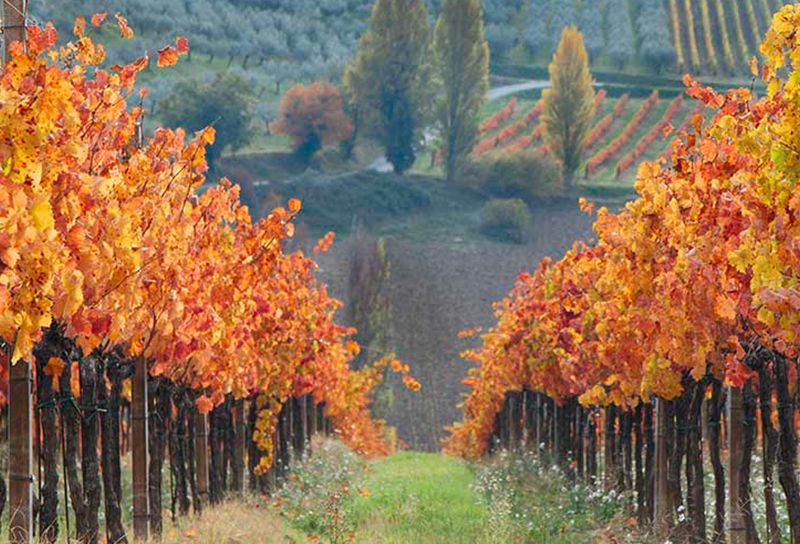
[517, 0, 789, 76]
[309, 195, 609, 450]
[31, 0, 788, 98]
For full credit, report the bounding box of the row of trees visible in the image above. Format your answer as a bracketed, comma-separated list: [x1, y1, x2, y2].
[447, 5, 800, 542]
[0, 15, 419, 543]
[33, 0, 370, 79]
[341, 2, 602, 188]
[522, 0, 677, 72]
[342, 0, 489, 180]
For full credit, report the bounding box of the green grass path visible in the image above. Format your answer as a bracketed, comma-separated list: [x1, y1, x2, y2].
[350, 452, 490, 544]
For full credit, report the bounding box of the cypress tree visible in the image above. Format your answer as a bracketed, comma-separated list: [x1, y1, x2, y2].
[432, 0, 490, 182]
[344, 0, 432, 174]
[542, 26, 595, 187]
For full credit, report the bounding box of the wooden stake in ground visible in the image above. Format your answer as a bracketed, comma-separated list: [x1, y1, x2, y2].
[4, 4, 32, 540]
[233, 400, 245, 494]
[654, 398, 670, 539]
[728, 387, 745, 544]
[132, 355, 149, 541]
[195, 410, 210, 507]
[8, 355, 32, 544]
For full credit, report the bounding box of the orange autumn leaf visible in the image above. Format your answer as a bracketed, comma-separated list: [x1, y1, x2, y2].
[73, 16, 86, 37]
[157, 46, 180, 67]
[196, 395, 214, 414]
[91, 12, 108, 28]
[44, 357, 66, 379]
[114, 13, 134, 38]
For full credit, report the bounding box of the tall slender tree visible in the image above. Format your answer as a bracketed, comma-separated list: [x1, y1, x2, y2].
[344, 0, 432, 174]
[433, 0, 490, 182]
[542, 26, 595, 187]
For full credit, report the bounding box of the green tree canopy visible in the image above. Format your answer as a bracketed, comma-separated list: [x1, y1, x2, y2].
[160, 74, 254, 170]
[344, 0, 432, 174]
[433, 0, 490, 182]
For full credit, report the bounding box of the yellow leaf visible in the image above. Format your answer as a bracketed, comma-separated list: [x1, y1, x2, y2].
[758, 307, 776, 327]
[29, 196, 54, 232]
[62, 269, 84, 318]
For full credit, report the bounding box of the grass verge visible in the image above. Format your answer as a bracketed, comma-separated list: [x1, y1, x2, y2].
[161, 497, 309, 544]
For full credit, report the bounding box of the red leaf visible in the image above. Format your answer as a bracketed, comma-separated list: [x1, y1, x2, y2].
[91, 12, 108, 28]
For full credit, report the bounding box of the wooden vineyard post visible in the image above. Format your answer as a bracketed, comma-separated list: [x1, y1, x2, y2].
[292, 396, 307, 459]
[316, 402, 325, 434]
[534, 394, 543, 455]
[554, 402, 563, 469]
[131, 355, 149, 541]
[654, 398, 671, 539]
[8, 358, 32, 544]
[309, 398, 318, 438]
[523, 389, 536, 449]
[508, 392, 520, 451]
[729, 387, 746, 544]
[233, 400, 246, 494]
[604, 405, 616, 491]
[266, 430, 278, 491]
[5, 3, 30, 542]
[304, 395, 314, 453]
[195, 410, 210, 508]
[497, 398, 508, 450]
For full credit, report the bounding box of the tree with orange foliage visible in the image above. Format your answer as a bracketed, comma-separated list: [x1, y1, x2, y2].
[270, 82, 354, 160]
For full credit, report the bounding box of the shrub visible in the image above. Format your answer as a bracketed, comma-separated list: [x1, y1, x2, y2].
[480, 198, 532, 243]
[457, 150, 564, 200]
[270, 82, 353, 160]
[273, 438, 364, 539]
[583, 94, 629, 151]
[160, 74, 254, 169]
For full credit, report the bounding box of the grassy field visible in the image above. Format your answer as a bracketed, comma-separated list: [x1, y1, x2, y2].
[349, 453, 489, 544]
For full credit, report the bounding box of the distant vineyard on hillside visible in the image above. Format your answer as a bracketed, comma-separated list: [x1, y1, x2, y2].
[472, 90, 704, 186]
[520, 0, 791, 76]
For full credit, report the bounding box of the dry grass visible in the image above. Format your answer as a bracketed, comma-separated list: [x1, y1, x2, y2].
[161, 496, 308, 544]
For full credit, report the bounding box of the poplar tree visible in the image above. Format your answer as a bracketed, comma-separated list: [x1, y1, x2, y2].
[542, 26, 595, 187]
[344, 0, 432, 174]
[433, 0, 489, 182]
